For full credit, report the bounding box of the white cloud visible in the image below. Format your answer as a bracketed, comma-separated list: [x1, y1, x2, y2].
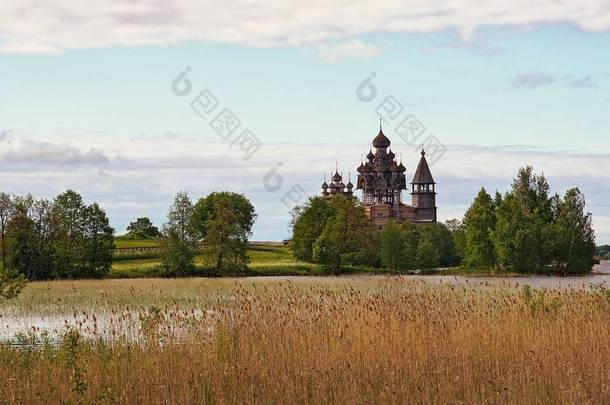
[318, 40, 381, 62]
[0, 131, 109, 167]
[1, 131, 609, 243]
[509, 73, 598, 89]
[1, 1, 610, 54]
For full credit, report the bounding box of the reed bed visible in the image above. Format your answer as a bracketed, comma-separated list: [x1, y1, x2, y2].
[1, 277, 610, 403]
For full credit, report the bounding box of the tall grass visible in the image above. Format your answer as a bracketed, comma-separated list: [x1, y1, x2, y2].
[1, 278, 610, 403]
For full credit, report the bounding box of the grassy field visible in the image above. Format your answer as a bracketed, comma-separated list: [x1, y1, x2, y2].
[110, 243, 325, 278]
[2, 277, 610, 403]
[114, 235, 163, 248]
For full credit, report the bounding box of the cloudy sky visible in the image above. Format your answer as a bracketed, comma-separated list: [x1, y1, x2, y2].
[1, 1, 610, 242]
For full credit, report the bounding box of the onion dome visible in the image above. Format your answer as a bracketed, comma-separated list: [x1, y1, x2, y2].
[398, 162, 406, 173]
[372, 128, 391, 149]
[338, 181, 345, 189]
[332, 171, 342, 182]
[357, 163, 366, 173]
[388, 149, 395, 160]
[321, 181, 328, 189]
[346, 181, 353, 189]
[367, 149, 375, 161]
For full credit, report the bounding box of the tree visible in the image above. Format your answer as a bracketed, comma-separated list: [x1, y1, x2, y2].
[160, 233, 196, 276]
[380, 221, 407, 272]
[290, 197, 336, 261]
[548, 188, 596, 273]
[494, 194, 540, 273]
[191, 192, 256, 241]
[401, 222, 421, 270]
[1, 194, 31, 293]
[463, 188, 497, 268]
[203, 197, 249, 272]
[445, 219, 466, 264]
[8, 197, 57, 280]
[510, 166, 553, 266]
[0, 193, 15, 272]
[165, 191, 195, 242]
[82, 203, 115, 278]
[421, 223, 459, 267]
[192, 192, 255, 272]
[161, 192, 196, 276]
[126, 217, 160, 239]
[52, 190, 87, 278]
[416, 234, 441, 271]
[312, 197, 378, 274]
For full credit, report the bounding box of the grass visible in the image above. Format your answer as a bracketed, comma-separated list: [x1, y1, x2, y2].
[114, 235, 162, 249]
[109, 244, 328, 278]
[2, 277, 610, 403]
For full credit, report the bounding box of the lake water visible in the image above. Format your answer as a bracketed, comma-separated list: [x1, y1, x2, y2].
[3, 262, 610, 345]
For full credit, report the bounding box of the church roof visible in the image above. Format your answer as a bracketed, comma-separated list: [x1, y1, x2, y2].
[372, 129, 391, 149]
[412, 150, 435, 184]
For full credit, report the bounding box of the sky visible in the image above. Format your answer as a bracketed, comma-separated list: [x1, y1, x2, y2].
[1, 1, 610, 242]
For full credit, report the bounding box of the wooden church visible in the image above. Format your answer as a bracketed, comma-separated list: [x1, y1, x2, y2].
[321, 124, 437, 230]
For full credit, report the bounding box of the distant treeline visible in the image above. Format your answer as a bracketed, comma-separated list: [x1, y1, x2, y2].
[291, 166, 596, 274]
[597, 245, 610, 260]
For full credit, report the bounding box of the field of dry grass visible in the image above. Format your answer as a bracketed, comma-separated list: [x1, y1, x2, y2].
[2, 277, 610, 403]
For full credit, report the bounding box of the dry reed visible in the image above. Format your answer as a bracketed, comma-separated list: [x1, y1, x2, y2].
[1, 277, 610, 404]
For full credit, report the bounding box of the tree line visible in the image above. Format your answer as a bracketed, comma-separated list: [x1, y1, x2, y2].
[291, 166, 596, 274]
[0, 189, 256, 280]
[461, 166, 596, 274]
[290, 196, 460, 274]
[0, 190, 114, 280]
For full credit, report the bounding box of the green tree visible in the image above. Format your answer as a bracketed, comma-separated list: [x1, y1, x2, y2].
[401, 222, 421, 270]
[191, 192, 256, 241]
[445, 219, 466, 264]
[380, 221, 407, 272]
[0, 193, 14, 272]
[511, 166, 553, 266]
[160, 233, 196, 276]
[463, 188, 497, 268]
[312, 197, 378, 274]
[416, 234, 441, 271]
[52, 190, 87, 278]
[203, 197, 249, 272]
[421, 223, 459, 267]
[82, 203, 115, 278]
[192, 192, 256, 272]
[126, 217, 160, 239]
[161, 192, 196, 276]
[290, 197, 336, 261]
[8, 197, 56, 280]
[548, 188, 596, 273]
[494, 194, 539, 273]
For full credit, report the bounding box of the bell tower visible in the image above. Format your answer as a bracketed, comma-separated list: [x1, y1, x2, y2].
[411, 148, 437, 222]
